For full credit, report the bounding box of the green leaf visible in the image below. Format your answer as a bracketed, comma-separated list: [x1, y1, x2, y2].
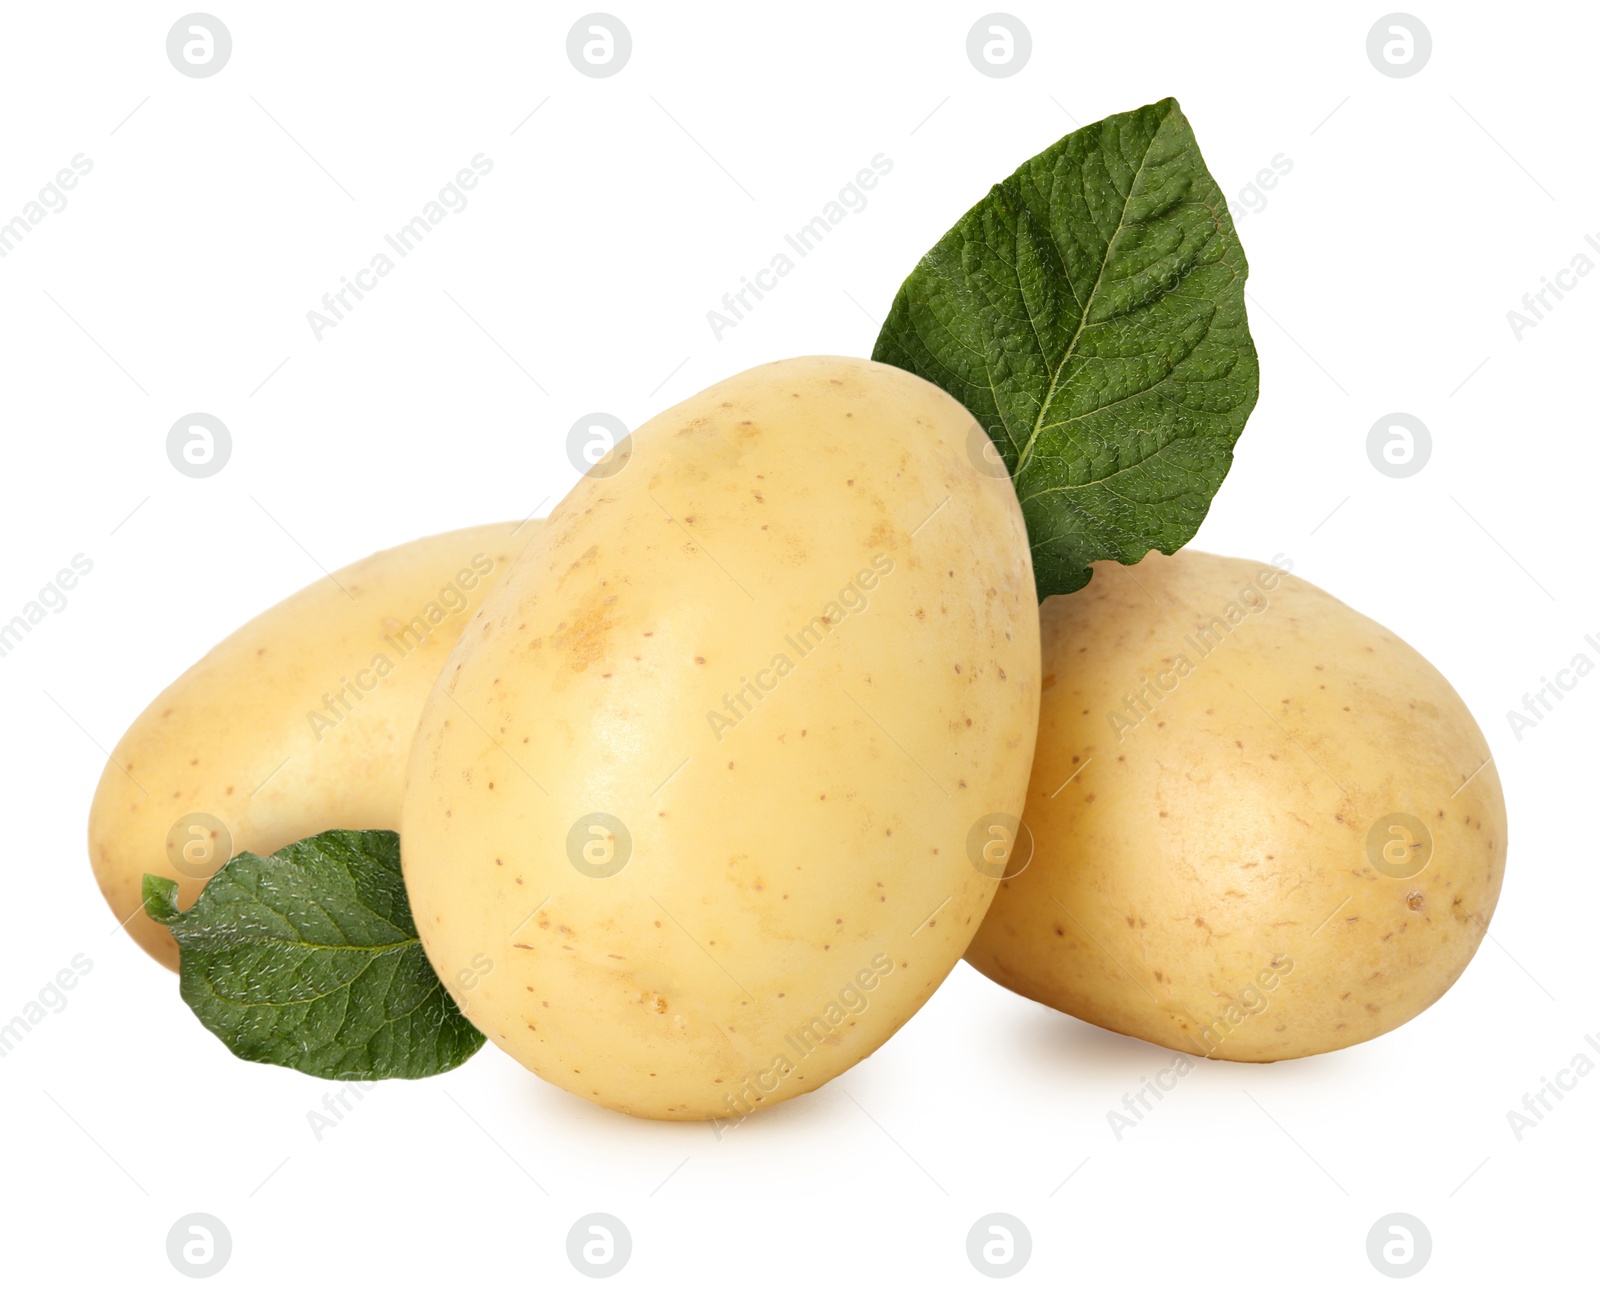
[141, 873, 182, 924]
[143, 829, 484, 1080]
[873, 97, 1258, 598]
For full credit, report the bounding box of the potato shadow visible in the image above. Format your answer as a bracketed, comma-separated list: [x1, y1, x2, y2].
[510, 1054, 850, 1148]
[1011, 999, 1363, 1087]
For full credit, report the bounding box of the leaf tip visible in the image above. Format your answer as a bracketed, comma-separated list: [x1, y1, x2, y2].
[141, 874, 181, 925]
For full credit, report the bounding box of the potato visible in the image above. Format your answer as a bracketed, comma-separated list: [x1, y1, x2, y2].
[89, 522, 536, 970]
[401, 356, 1039, 1120]
[966, 548, 1506, 1061]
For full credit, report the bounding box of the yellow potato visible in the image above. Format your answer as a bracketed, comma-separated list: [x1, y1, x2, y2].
[966, 548, 1506, 1061]
[89, 523, 536, 969]
[402, 356, 1039, 1120]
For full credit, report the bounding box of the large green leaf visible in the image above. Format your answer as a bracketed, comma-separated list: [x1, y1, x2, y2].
[874, 97, 1258, 597]
[144, 829, 483, 1080]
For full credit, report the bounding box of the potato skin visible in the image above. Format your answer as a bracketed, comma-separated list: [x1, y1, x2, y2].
[965, 549, 1506, 1061]
[401, 356, 1039, 1120]
[88, 523, 536, 969]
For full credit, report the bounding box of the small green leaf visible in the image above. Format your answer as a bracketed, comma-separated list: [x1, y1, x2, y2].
[143, 829, 484, 1080]
[873, 97, 1259, 598]
[141, 873, 182, 924]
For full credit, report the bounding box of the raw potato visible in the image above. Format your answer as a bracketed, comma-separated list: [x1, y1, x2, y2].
[966, 549, 1506, 1061]
[89, 523, 537, 970]
[402, 356, 1039, 1120]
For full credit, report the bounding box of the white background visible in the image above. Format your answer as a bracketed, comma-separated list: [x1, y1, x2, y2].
[1, 1, 1593, 1287]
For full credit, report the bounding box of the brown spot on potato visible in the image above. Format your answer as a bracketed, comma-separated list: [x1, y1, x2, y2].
[549, 595, 618, 673]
